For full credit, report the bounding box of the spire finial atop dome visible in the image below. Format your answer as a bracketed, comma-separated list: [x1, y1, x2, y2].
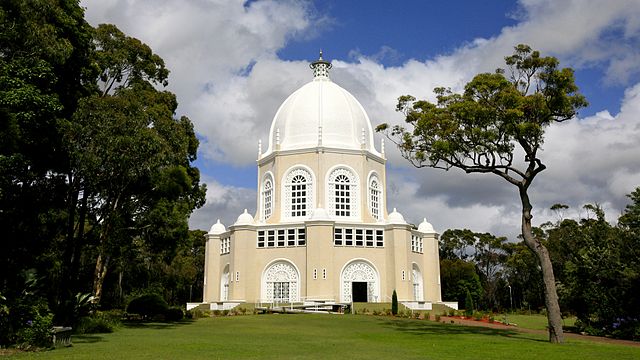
[310, 50, 332, 79]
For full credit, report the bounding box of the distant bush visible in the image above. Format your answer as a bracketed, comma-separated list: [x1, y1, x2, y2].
[165, 307, 184, 322]
[391, 290, 398, 315]
[187, 309, 210, 319]
[464, 288, 474, 317]
[126, 294, 169, 320]
[76, 314, 118, 334]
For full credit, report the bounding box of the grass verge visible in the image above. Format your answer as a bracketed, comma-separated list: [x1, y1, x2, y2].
[7, 314, 637, 360]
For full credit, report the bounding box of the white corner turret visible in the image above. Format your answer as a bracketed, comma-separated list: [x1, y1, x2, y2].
[209, 219, 226, 235]
[388, 208, 407, 224]
[234, 209, 254, 225]
[418, 218, 436, 234]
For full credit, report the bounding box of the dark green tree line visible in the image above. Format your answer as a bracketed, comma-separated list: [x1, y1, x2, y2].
[1, 0, 205, 346]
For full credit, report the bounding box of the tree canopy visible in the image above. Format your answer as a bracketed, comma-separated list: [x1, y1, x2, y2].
[378, 44, 587, 343]
[1, 1, 205, 346]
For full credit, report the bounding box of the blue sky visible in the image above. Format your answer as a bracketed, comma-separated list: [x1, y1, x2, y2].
[83, 0, 640, 238]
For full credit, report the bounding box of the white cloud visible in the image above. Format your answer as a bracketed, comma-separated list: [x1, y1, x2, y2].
[83, 0, 640, 234]
[188, 177, 256, 231]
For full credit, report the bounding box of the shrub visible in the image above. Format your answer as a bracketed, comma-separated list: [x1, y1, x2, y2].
[391, 290, 398, 315]
[448, 308, 456, 317]
[187, 308, 208, 319]
[473, 311, 483, 321]
[15, 307, 53, 349]
[126, 294, 169, 320]
[435, 314, 441, 322]
[75, 315, 117, 334]
[464, 288, 474, 317]
[165, 307, 184, 322]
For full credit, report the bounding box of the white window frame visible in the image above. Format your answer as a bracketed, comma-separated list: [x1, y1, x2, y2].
[327, 166, 359, 219]
[334, 227, 384, 247]
[261, 173, 274, 221]
[257, 227, 306, 248]
[368, 173, 382, 221]
[282, 167, 314, 220]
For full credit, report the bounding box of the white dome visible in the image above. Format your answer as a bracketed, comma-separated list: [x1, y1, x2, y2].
[264, 54, 380, 156]
[418, 218, 435, 234]
[388, 208, 407, 224]
[234, 209, 254, 225]
[209, 219, 226, 235]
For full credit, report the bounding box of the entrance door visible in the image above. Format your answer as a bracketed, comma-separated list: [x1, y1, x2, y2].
[273, 282, 290, 302]
[351, 282, 368, 302]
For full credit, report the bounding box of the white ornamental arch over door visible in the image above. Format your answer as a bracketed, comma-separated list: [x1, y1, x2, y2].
[412, 263, 424, 301]
[340, 259, 379, 302]
[261, 260, 300, 303]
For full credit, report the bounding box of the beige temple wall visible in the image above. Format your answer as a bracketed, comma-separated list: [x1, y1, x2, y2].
[203, 222, 442, 304]
[256, 148, 387, 224]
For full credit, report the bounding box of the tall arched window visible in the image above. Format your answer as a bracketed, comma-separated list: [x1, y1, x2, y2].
[368, 174, 381, 220]
[283, 168, 313, 219]
[328, 167, 358, 218]
[261, 175, 273, 221]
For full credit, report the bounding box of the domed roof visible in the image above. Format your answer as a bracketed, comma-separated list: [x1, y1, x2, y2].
[264, 52, 380, 157]
[209, 219, 226, 235]
[388, 208, 407, 224]
[234, 209, 254, 225]
[418, 218, 436, 234]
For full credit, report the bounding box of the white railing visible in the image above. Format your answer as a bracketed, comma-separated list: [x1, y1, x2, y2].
[258, 296, 337, 312]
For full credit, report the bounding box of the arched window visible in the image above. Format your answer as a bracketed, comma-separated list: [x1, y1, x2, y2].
[284, 168, 313, 219]
[328, 167, 358, 218]
[412, 264, 424, 301]
[261, 175, 273, 221]
[368, 174, 381, 220]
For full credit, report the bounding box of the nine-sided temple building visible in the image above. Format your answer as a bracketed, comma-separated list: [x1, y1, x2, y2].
[192, 53, 444, 311]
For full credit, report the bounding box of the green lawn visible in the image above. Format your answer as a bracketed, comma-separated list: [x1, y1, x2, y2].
[9, 314, 639, 360]
[498, 313, 577, 331]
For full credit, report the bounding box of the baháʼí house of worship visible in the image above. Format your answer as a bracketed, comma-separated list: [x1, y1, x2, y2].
[191, 53, 446, 311]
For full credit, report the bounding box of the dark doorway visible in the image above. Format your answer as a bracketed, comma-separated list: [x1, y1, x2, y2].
[352, 282, 368, 302]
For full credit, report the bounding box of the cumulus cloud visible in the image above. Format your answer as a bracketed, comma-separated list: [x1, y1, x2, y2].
[83, 0, 640, 235]
[188, 177, 257, 231]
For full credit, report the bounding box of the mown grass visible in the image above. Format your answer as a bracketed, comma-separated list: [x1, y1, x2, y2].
[498, 313, 577, 331]
[8, 314, 639, 360]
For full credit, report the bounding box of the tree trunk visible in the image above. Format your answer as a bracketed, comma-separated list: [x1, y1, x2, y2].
[519, 187, 564, 343]
[92, 251, 110, 305]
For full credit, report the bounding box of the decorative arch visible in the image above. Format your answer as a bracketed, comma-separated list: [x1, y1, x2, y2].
[220, 264, 230, 301]
[367, 171, 382, 221]
[326, 165, 359, 219]
[412, 263, 424, 301]
[282, 166, 314, 220]
[261, 259, 300, 302]
[340, 259, 379, 302]
[261, 172, 274, 221]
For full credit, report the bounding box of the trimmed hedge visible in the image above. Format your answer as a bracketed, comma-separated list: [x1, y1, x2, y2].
[126, 294, 169, 320]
